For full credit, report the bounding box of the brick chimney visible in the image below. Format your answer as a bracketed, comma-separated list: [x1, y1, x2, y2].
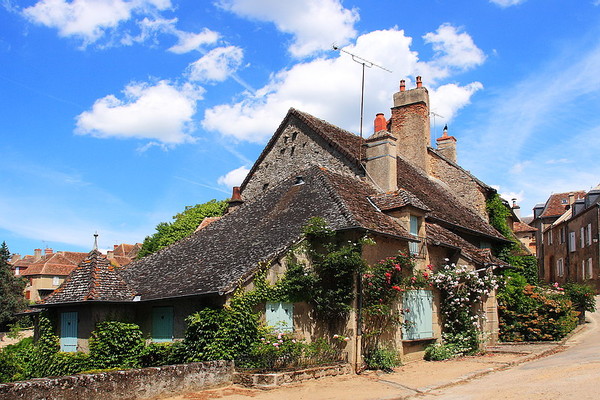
[44, 248, 53, 255]
[435, 125, 457, 163]
[228, 186, 244, 213]
[34, 248, 42, 261]
[389, 77, 430, 174]
[363, 114, 398, 192]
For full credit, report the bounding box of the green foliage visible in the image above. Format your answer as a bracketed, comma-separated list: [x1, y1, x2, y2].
[89, 321, 144, 369]
[24, 315, 61, 379]
[363, 346, 400, 372]
[0, 242, 27, 330]
[138, 199, 228, 258]
[240, 330, 306, 371]
[497, 272, 578, 341]
[0, 337, 33, 382]
[505, 255, 539, 285]
[563, 282, 596, 313]
[181, 304, 259, 363]
[424, 342, 459, 361]
[139, 342, 176, 368]
[485, 194, 524, 259]
[44, 352, 91, 377]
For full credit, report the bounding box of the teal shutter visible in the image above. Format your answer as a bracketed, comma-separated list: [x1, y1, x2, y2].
[266, 302, 293, 331]
[152, 307, 174, 342]
[402, 290, 433, 340]
[409, 215, 419, 255]
[60, 312, 78, 352]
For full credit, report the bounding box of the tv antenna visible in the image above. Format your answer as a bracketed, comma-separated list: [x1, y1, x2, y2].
[332, 44, 392, 153]
[430, 111, 445, 135]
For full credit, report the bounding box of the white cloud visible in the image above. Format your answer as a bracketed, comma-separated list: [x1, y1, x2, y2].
[187, 46, 244, 82]
[203, 27, 484, 143]
[75, 80, 204, 145]
[422, 23, 486, 78]
[168, 28, 220, 54]
[489, 0, 527, 7]
[23, 0, 172, 45]
[218, 166, 250, 188]
[217, 0, 358, 57]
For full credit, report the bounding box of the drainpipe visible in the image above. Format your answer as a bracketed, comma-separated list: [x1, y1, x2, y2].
[355, 269, 363, 373]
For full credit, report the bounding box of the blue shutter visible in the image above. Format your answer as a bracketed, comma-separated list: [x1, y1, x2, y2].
[402, 290, 433, 340]
[266, 302, 293, 331]
[152, 307, 174, 342]
[409, 215, 419, 255]
[60, 312, 78, 352]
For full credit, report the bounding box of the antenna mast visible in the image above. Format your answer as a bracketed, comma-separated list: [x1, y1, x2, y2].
[333, 45, 392, 160]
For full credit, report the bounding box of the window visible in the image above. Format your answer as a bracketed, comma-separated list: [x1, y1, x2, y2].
[402, 290, 433, 340]
[581, 227, 585, 248]
[409, 215, 419, 256]
[60, 312, 78, 352]
[586, 224, 592, 246]
[582, 260, 587, 280]
[52, 276, 60, 286]
[15, 267, 20, 276]
[587, 258, 593, 279]
[569, 232, 576, 252]
[560, 227, 565, 244]
[547, 229, 552, 245]
[266, 302, 293, 331]
[152, 307, 174, 342]
[556, 258, 564, 277]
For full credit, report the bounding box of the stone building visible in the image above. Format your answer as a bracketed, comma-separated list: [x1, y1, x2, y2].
[35, 78, 509, 368]
[535, 186, 600, 291]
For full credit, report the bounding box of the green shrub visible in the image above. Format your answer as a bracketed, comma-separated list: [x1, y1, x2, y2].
[139, 342, 175, 367]
[89, 321, 144, 369]
[563, 282, 596, 313]
[424, 342, 458, 361]
[239, 330, 306, 371]
[363, 346, 400, 372]
[497, 273, 578, 342]
[45, 352, 91, 377]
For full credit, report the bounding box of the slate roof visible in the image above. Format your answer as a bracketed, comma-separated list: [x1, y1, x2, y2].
[369, 190, 430, 212]
[120, 166, 413, 302]
[22, 252, 88, 277]
[240, 108, 364, 191]
[513, 221, 537, 233]
[41, 250, 136, 306]
[539, 191, 586, 218]
[426, 223, 506, 267]
[395, 155, 506, 242]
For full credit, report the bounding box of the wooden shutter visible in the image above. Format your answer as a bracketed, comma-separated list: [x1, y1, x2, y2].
[152, 307, 174, 342]
[60, 312, 78, 352]
[402, 290, 433, 340]
[266, 302, 293, 331]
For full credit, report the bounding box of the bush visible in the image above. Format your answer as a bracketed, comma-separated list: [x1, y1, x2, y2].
[0, 338, 33, 383]
[45, 352, 91, 377]
[563, 282, 596, 313]
[139, 342, 175, 368]
[497, 273, 578, 342]
[89, 321, 144, 369]
[239, 330, 306, 371]
[424, 342, 458, 361]
[363, 346, 400, 372]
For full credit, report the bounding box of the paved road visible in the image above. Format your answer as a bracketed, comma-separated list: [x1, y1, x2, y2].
[412, 300, 600, 400]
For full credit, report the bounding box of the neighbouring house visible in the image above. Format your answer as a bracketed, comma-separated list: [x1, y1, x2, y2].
[10, 245, 141, 303]
[509, 199, 537, 256]
[534, 186, 600, 291]
[34, 78, 510, 368]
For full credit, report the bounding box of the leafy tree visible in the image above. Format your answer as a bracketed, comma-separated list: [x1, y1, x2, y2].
[0, 242, 27, 331]
[137, 199, 228, 258]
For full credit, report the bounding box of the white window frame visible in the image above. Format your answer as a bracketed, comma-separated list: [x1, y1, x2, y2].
[586, 224, 592, 246]
[587, 258, 593, 279]
[582, 260, 587, 280]
[581, 227, 585, 248]
[557, 258, 564, 277]
[15, 267, 20, 276]
[52, 276, 60, 286]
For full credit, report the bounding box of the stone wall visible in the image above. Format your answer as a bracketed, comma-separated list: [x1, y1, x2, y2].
[428, 150, 489, 219]
[0, 361, 234, 400]
[241, 117, 361, 201]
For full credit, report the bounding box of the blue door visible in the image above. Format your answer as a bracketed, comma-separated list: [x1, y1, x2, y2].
[152, 307, 174, 342]
[60, 312, 78, 352]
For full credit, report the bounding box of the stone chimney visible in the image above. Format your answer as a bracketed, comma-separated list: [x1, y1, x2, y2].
[107, 250, 114, 260]
[363, 114, 398, 192]
[34, 248, 42, 261]
[511, 198, 521, 219]
[389, 77, 430, 174]
[435, 125, 457, 163]
[228, 186, 244, 213]
[44, 248, 53, 256]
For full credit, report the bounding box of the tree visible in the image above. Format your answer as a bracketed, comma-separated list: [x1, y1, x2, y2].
[137, 199, 228, 258]
[0, 242, 27, 331]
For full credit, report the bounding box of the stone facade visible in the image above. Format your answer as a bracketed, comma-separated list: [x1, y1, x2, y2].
[0, 361, 234, 400]
[242, 116, 363, 201]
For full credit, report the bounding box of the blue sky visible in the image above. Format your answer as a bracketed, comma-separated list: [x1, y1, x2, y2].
[1, 0, 600, 256]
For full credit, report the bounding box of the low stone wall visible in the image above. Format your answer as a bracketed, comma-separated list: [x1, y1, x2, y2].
[0, 360, 234, 400]
[234, 363, 352, 388]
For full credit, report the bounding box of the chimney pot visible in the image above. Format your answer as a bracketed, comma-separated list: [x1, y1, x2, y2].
[374, 113, 387, 133]
[512, 198, 517, 208]
[416, 76, 422, 88]
[399, 80, 406, 92]
[231, 186, 242, 202]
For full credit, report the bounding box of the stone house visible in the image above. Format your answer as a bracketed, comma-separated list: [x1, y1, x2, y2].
[35, 78, 509, 368]
[535, 186, 600, 291]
